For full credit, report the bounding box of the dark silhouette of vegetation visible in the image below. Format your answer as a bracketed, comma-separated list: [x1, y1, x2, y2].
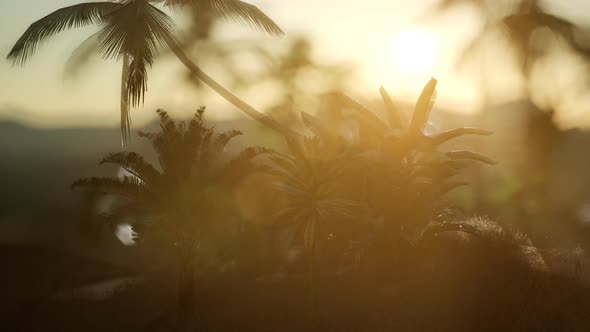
[7, 0, 284, 144]
[5, 3, 590, 329]
[72, 107, 272, 328]
[0, 77, 588, 330]
[64, 79, 590, 332]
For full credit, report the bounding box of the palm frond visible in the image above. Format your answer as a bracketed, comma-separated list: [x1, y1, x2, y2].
[437, 180, 469, 196]
[165, 0, 284, 36]
[316, 198, 361, 219]
[98, 0, 174, 107]
[335, 93, 390, 134]
[64, 31, 102, 79]
[125, 57, 149, 107]
[215, 129, 243, 151]
[156, 109, 182, 143]
[446, 150, 498, 165]
[209, 0, 284, 36]
[269, 153, 298, 173]
[420, 219, 481, 241]
[409, 78, 437, 135]
[379, 86, 406, 129]
[429, 127, 493, 146]
[99, 151, 162, 183]
[301, 112, 339, 141]
[7, 2, 119, 65]
[71, 176, 153, 202]
[221, 146, 274, 175]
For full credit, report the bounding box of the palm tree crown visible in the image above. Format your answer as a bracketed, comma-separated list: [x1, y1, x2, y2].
[71, 107, 273, 243]
[7, 0, 284, 144]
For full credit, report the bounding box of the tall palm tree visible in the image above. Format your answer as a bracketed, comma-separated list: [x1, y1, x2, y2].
[7, 0, 287, 145]
[71, 107, 272, 325]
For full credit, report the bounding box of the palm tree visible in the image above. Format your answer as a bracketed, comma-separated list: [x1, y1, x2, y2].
[71, 107, 272, 326]
[269, 133, 359, 315]
[7, 0, 287, 145]
[309, 79, 497, 238]
[291, 79, 498, 283]
[428, 0, 590, 86]
[266, 78, 497, 315]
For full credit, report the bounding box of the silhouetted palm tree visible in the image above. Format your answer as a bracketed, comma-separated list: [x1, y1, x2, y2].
[266, 79, 497, 314]
[286, 80, 496, 284]
[73, 106, 271, 245]
[7, 0, 285, 144]
[268, 105, 363, 312]
[309, 79, 496, 239]
[71, 107, 272, 326]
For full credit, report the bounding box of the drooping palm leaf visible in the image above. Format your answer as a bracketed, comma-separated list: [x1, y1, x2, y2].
[71, 176, 154, 202]
[98, 0, 175, 107]
[99, 151, 163, 183]
[63, 31, 102, 79]
[6, 2, 120, 65]
[446, 150, 498, 165]
[429, 127, 494, 146]
[214, 129, 243, 151]
[221, 146, 275, 175]
[207, 0, 284, 36]
[162, 0, 284, 36]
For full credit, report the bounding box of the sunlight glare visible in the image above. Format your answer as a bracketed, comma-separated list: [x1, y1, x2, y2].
[389, 27, 439, 77]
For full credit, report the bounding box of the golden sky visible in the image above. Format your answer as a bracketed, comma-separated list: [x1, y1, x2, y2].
[1, 0, 590, 128]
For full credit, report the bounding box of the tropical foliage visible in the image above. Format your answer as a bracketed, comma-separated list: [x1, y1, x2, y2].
[62, 79, 590, 331]
[72, 107, 271, 248]
[71, 107, 273, 325]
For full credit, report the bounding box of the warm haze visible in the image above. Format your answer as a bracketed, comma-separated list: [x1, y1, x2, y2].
[4, 1, 590, 331]
[5, 0, 589, 128]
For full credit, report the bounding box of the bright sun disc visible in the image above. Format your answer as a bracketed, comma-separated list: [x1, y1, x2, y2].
[390, 27, 439, 76]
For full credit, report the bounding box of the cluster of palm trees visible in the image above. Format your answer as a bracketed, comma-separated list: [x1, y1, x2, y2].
[68, 78, 497, 326]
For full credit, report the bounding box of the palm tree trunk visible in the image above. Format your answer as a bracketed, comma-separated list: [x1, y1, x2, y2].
[164, 35, 296, 138]
[304, 218, 318, 320]
[176, 239, 197, 331]
[308, 239, 318, 316]
[120, 54, 131, 146]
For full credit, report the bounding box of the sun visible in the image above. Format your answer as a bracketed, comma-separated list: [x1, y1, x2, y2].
[389, 27, 439, 77]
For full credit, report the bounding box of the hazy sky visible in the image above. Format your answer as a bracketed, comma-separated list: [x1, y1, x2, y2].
[1, 0, 589, 128]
